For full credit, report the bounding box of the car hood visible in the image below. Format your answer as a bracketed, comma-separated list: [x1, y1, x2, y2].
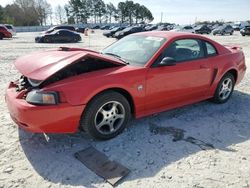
[103, 30, 111, 34]
[14, 48, 126, 81]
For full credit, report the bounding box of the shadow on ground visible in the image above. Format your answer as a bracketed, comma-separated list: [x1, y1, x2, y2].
[19, 90, 250, 187]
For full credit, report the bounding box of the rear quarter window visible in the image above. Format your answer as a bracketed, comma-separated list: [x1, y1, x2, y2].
[206, 42, 217, 56]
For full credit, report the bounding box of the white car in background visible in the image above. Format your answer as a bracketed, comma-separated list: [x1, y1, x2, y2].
[4, 24, 16, 36]
[171, 25, 195, 33]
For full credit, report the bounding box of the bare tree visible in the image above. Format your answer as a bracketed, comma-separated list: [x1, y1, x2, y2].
[55, 5, 66, 24]
[35, 0, 51, 26]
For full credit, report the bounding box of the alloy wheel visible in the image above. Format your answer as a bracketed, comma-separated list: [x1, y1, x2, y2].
[219, 78, 233, 100]
[94, 101, 125, 135]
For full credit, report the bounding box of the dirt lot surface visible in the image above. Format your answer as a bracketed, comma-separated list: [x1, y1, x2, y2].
[0, 30, 250, 188]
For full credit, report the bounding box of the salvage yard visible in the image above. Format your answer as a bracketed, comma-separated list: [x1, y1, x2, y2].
[0, 30, 250, 188]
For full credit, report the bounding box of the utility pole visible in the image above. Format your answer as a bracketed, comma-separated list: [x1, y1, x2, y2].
[160, 12, 163, 23]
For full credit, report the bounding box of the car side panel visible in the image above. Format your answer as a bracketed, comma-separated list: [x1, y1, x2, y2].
[145, 58, 213, 114]
[206, 50, 246, 97]
[44, 66, 148, 118]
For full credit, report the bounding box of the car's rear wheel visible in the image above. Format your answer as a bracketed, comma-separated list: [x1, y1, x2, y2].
[0, 34, 3, 40]
[80, 91, 131, 140]
[211, 73, 235, 104]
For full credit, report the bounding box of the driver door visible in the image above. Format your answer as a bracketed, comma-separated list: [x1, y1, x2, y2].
[145, 39, 213, 114]
[54, 31, 61, 42]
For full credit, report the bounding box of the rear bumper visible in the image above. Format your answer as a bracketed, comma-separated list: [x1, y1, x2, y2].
[236, 63, 247, 85]
[5, 84, 85, 133]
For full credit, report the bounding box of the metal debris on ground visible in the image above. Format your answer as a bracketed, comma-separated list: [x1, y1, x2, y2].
[75, 146, 130, 186]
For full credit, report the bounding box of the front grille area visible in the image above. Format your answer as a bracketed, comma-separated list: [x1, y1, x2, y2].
[16, 76, 31, 92]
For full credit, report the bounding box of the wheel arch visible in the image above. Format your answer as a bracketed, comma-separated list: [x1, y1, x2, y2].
[85, 87, 136, 117]
[226, 68, 238, 82]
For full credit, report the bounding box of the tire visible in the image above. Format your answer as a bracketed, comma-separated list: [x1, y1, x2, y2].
[0, 34, 3, 40]
[80, 91, 131, 140]
[44, 37, 50, 43]
[211, 73, 235, 104]
[73, 37, 78, 42]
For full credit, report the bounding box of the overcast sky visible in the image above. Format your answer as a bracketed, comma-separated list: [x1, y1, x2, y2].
[1, 0, 250, 24]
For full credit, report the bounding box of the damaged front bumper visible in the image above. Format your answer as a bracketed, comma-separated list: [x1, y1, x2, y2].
[5, 82, 85, 134]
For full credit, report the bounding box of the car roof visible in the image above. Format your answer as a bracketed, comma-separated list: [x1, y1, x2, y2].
[0, 25, 8, 29]
[52, 29, 75, 33]
[133, 31, 206, 40]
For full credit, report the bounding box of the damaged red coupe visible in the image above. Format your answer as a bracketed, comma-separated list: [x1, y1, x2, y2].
[6, 32, 246, 139]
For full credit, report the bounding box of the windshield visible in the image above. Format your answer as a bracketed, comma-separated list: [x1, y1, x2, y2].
[123, 27, 133, 32]
[102, 35, 166, 66]
[46, 27, 55, 33]
[183, 26, 193, 29]
[111, 27, 119, 32]
[5, 25, 13, 29]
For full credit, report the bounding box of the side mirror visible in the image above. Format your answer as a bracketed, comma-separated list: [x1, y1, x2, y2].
[159, 57, 176, 66]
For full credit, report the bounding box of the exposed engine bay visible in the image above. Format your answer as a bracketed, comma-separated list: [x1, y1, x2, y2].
[15, 57, 120, 92]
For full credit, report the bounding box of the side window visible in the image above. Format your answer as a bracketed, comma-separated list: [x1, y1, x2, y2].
[205, 42, 217, 56]
[162, 39, 205, 62]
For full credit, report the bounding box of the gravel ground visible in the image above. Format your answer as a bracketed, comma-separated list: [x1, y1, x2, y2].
[0, 30, 250, 188]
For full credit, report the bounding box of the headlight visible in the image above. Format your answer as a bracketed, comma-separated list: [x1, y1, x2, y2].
[26, 90, 59, 105]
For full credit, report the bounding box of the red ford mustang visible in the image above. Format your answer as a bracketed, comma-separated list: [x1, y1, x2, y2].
[5, 32, 246, 139]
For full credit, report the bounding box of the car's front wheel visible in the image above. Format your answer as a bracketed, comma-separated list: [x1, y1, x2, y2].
[44, 37, 50, 43]
[80, 91, 131, 140]
[211, 73, 235, 104]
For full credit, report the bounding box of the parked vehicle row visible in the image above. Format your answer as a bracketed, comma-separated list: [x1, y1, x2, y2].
[1, 22, 250, 42]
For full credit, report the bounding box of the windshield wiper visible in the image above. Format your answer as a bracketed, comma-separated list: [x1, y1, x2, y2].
[102, 52, 130, 65]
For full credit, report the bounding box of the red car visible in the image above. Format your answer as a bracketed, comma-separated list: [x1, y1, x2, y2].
[5, 32, 246, 139]
[0, 25, 12, 39]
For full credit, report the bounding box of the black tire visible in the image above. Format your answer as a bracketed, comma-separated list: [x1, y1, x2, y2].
[211, 73, 235, 104]
[0, 33, 3, 40]
[73, 37, 78, 42]
[80, 91, 131, 140]
[44, 37, 50, 43]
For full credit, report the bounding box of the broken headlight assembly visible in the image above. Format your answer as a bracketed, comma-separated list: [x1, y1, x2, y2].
[26, 90, 59, 105]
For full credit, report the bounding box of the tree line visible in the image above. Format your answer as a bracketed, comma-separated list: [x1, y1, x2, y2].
[0, 0, 154, 26]
[0, 0, 52, 26]
[66, 0, 154, 25]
